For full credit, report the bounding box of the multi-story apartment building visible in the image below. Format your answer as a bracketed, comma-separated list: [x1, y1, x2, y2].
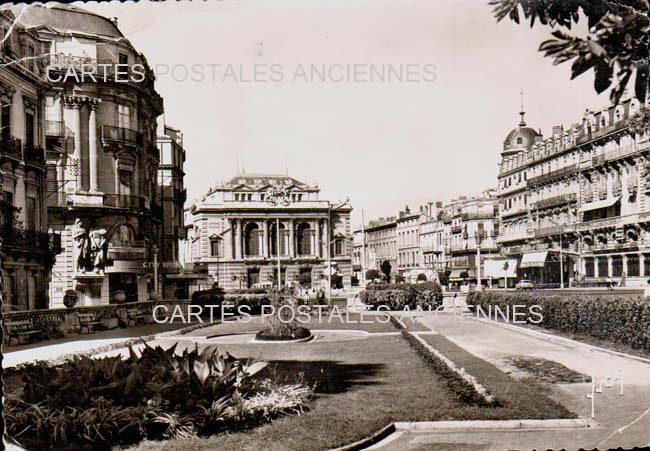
[443, 191, 499, 285]
[157, 121, 187, 299]
[363, 216, 397, 278]
[0, 10, 61, 311]
[396, 206, 421, 280]
[497, 98, 650, 286]
[1, 4, 166, 306]
[188, 173, 353, 291]
[419, 201, 446, 274]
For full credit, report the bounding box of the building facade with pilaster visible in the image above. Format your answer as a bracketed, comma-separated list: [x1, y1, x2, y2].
[2, 4, 165, 306]
[188, 173, 353, 291]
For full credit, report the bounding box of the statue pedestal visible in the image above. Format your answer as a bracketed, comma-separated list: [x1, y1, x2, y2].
[74, 273, 105, 305]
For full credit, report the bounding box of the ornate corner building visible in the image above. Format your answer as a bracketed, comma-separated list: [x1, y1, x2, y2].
[187, 173, 353, 291]
[0, 9, 61, 311]
[1, 4, 169, 307]
[497, 98, 650, 286]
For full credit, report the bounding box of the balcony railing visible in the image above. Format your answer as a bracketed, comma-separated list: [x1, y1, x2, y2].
[461, 212, 495, 221]
[107, 241, 147, 261]
[101, 125, 144, 147]
[527, 164, 577, 187]
[0, 227, 61, 255]
[103, 194, 146, 210]
[0, 135, 22, 160]
[24, 144, 46, 168]
[451, 225, 462, 234]
[45, 120, 65, 137]
[532, 193, 577, 210]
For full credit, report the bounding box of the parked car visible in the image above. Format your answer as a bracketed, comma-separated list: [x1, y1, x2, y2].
[515, 279, 534, 290]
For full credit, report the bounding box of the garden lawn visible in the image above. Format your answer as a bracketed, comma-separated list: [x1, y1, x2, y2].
[128, 331, 574, 451]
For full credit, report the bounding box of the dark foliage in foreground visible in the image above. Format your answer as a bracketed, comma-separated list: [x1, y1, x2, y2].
[5, 343, 310, 449]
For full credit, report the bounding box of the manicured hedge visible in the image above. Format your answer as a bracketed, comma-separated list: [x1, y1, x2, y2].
[467, 291, 650, 352]
[366, 281, 441, 292]
[360, 286, 442, 310]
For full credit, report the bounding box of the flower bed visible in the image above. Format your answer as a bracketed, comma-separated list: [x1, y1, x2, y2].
[467, 291, 650, 352]
[5, 343, 311, 449]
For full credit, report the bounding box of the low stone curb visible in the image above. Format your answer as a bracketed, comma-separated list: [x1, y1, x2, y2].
[329, 419, 589, 451]
[393, 418, 590, 431]
[478, 317, 650, 365]
[328, 424, 396, 451]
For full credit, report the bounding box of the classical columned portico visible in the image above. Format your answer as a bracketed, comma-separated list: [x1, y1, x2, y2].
[69, 99, 82, 189]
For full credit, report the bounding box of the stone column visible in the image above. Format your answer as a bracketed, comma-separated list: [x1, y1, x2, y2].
[235, 219, 242, 259]
[262, 219, 269, 257]
[70, 99, 83, 190]
[226, 219, 234, 259]
[607, 256, 613, 278]
[606, 170, 613, 198]
[620, 166, 629, 216]
[323, 217, 330, 260]
[88, 100, 100, 192]
[315, 219, 322, 258]
[289, 219, 295, 257]
[594, 257, 599, 278]
[640, 253, 645, 277]
[622, 254, 628, 277]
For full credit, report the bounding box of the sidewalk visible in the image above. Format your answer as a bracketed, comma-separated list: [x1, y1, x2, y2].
[2, 321, 192, 368]
[377, 313, 650, 450]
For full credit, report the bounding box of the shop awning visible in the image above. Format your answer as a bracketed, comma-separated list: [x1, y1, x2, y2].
[520, 251, 549, 268]
[578, 196, 619, 213]
[449, 269, 476, 280]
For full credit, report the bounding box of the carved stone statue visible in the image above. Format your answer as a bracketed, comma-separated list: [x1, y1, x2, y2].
[89, 229, 107, 274]
[72, 218, 89, 274]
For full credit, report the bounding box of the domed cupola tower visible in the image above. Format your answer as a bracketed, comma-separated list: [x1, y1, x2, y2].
[502, 105, 542, 158]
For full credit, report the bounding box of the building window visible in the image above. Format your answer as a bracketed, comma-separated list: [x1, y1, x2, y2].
[1, 101, 11, 139]
[118, 105, 130, 129]
[25, 111, 34, 147]
[585, 258, 594, 277]
[27, 45, 35, 71]
[612, 256, 623, 277]
[210, 239, 220, 257]
[244, 222, 261, 256]
[119, 52, 128, 65]
[296, 222, 313, 256]
[25, 197, 37, 230]
[334, 238, 343, 256]
[627, 255, 639, 277]
[597, 257, 608, 277]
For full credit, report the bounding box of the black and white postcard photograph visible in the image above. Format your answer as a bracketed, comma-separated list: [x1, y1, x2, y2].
[1, 1, 649, 450]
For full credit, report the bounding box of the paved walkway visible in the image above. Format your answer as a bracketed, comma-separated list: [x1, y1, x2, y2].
[2, 321, 192, 367]
[376, 312, 650, 450]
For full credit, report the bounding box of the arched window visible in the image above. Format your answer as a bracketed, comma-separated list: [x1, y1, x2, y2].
[270, 221, 287, 256]
[516, 137, 523, 145]
[296, 222, 312, 256]
[244, 222, 261, 256]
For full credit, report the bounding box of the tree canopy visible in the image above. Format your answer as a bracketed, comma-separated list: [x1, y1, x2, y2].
[489, 0, 650, 104]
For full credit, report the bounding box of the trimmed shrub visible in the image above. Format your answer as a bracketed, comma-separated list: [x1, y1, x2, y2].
[467, 291, 650, 352]
[191, 287, 224, 308]
[360, 282, 442, 310]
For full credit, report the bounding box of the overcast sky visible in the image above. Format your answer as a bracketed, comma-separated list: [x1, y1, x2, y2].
[81, 0, 605, 227]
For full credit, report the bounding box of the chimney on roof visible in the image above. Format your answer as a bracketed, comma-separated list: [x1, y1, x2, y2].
[552, 125, 563, 136]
